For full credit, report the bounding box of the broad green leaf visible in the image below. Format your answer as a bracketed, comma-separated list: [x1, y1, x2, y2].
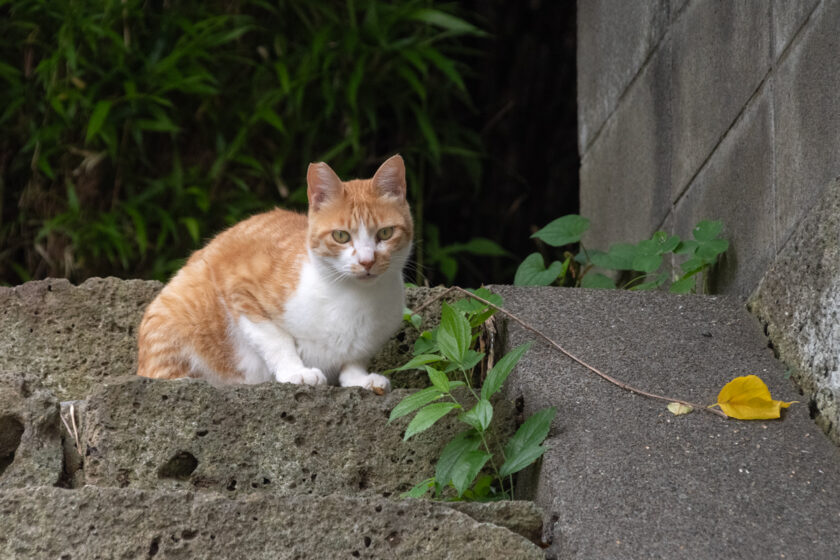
[467, 287, 503, 307]
[693, 220, 723, 241]
[500, 407, 556, 477]
[482, 342, 532, 400]
[413, 331, 438, 355]
[696, 239, 729, 260]
[435, 430, 482, 490]
[638, 232, 680, 256]
[461, 399, 493, 431]
[438, 303, 470, 364]
[401, 478, 435, 499]
[458, 237, 510, 256]
[426, 366, 450, 393]
[531, 215, 590, 247]
[680, 257, 706, 275]
[451, 450, 492, 497]
[581, 273, 615, 289]
[629, 273, 667, 291]
[388, 387, 443, 422]
[514, 253, 564, 286]
[404, 402, 459, 440]
[392, 354, 442, 372]
[469, 475, 494, 499]
[591, 243, 637, 270]
[669, 275, 696, 294]
[499, 445, 546, 478]
[674, 240, 699, 255]
[450, 350, 484, 373]
[631, 253, 662, 273]
[402, 307, 423, 330]
[85, 100, 113, 143]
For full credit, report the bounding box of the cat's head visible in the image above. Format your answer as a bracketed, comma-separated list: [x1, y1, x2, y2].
[306, 155, 413, 283]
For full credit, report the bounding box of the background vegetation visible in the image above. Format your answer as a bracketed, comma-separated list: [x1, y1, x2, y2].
[0, 0, 578, 286]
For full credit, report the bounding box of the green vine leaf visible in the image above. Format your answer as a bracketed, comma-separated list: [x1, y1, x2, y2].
[500, 407, 556, 477]
[403, 402, 459, 441]
[514, 253, 564, 286]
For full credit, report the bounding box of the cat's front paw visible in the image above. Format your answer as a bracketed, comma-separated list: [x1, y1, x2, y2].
[276, 367, 327, 386]
[344, 372, 391, 394]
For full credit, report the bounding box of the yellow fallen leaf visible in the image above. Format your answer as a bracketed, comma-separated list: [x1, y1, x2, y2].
[667, 402, 694, 416]
[711, 375, 797, 420]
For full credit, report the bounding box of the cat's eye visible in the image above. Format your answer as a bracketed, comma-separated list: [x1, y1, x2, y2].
[332, 230, 350, 243]
[376, 227, 394, 241]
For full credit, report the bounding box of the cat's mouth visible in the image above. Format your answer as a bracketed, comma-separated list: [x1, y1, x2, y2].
[354, 271, 380, 282]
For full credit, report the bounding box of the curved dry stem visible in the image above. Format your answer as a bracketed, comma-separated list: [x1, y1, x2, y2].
[414, 286, 727, 419]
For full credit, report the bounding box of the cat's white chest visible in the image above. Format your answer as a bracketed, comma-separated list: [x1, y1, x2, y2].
[281, 261, 404, 381]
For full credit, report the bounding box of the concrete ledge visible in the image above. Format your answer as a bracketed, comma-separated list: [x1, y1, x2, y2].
[492, 286, 840, 559]
[81, 377, 514, 498]
[749, 177, 840, 444]
[0, 486, 544, 559]
[0, 373, 63, 489]
[0, 278, 442, 399]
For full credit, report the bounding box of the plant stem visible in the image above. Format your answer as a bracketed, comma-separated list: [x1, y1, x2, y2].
[414, 286, 727, 419]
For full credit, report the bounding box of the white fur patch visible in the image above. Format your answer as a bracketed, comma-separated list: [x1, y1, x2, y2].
[282, 246, 408, 384]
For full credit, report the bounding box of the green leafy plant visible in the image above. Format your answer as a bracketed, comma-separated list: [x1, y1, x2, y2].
[515, 215, 729, 294]
[0, 0, 486, 284]
[389, 288, 556, 501]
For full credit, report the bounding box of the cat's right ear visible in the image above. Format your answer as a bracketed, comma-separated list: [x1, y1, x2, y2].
[307, 162, 343, 212]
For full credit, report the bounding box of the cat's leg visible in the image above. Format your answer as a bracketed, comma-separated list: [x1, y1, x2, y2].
[338, 363, 391, 393]
[237, 316, 327, 386]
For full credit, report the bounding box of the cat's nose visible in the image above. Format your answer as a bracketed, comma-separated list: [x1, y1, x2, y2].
[359, 257, 375, 271]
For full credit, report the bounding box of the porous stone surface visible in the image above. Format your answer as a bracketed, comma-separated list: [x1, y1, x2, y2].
[0, 373, 64, 488]
[82, 377, 515, 498]
[0, 486, 544, 559]
[0, 277, 444, 398]
[749, 178, 840, 444]
[448, 500, 545, 546]
[0, 277, 160, 400]
[492, 285, 840, 559]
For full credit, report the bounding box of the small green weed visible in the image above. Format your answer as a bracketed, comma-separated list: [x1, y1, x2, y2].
[515, 216, 728, 293]
[389, 288, 555, 501]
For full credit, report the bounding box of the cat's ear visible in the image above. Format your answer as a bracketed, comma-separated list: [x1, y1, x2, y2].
[372, 154, 406, 200]
[307, 162, 343, 212]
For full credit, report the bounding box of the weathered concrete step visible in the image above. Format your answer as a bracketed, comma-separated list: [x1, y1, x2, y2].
[0, 486, 544, 559]
[81, 377, 513, 498]
[0, 278, 444, 401]
[492, 286, 840, 559]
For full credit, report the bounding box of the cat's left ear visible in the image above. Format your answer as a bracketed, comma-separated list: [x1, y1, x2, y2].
[307, 162, 343, 212]
[372, 154, 406, 200]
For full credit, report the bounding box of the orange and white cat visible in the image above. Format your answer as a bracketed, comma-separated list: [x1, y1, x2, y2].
[136, 155, 413, 393]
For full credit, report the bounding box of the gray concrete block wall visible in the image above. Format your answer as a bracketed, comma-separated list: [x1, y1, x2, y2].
[579, 0, 838, 300]
[579, 0, 840, 440]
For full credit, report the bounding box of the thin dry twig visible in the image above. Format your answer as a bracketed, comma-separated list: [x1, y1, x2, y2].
[413, 286, 727, 419]
[60, 403, 84, 456]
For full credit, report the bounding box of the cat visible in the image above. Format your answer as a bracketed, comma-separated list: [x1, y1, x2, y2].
[136, 154, 413, 393]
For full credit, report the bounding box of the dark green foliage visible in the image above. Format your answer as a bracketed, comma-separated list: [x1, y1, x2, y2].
[515, 215, 729, 294]
[0, 0, 487, 283]
[390, 288, 556, 501]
